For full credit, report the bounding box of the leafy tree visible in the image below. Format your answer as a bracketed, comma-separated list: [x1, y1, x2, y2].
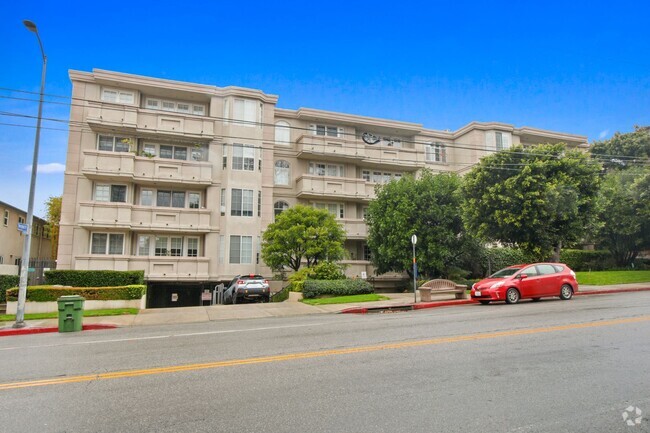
[44, 196, 62, 260]
[261, 205, 346, 271]
[596, 167, 650, 267]
[461, 143, 601, 261]
[590, 126, 650, 171]
[366, 171, 480, 279]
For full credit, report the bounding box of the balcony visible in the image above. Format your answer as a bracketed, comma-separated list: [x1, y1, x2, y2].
[361, 145, 423, 170]
[86, 101, 137, 130]
[74, 256, 210, 280]
[137, 111, 214, 139]
[296, 134, 365, 162]
[82, 150, 213, 186]
[341, 219, 368, 239]
[296, 175, 371, 201]
[78, 202, 213, 232]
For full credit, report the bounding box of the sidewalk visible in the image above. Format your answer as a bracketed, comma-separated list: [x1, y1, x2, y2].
[2, 283, 649, 335]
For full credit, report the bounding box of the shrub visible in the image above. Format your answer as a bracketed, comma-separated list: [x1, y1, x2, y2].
[559, 249, 614, 271]
[287, 267, 314, 292]
[0, 275, 19, 303]
[45, 270, 145, 287]
[302, 279, 373, 299]
[271, 286, 290, 303]
[6, 285, 146, 302]
[310, 261, 347, 280]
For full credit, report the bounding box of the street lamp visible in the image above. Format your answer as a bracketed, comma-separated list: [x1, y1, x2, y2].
[411, 234, 417, 303]
[14, 20, 47, 328]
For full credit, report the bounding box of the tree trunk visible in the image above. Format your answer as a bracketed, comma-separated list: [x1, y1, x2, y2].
[551, 241, 562, 263]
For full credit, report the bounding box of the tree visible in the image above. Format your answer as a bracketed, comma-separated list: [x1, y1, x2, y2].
[261, 205, 346, 272]
[44, 196, 62, 260]
[366, 171, 480, 279]
[461, 143, 601, 261]
[590, 126, 650, 171]
[596, 167, 650, 267]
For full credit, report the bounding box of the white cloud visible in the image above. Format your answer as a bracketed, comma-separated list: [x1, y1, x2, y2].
[598, 129, 609, 139]
[24, 163, 66, 174]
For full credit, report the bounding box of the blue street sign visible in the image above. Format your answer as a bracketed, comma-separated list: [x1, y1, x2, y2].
[18, 223, 28, 233]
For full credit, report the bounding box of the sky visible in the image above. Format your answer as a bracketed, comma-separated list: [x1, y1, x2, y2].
[1, 0, 649, 217]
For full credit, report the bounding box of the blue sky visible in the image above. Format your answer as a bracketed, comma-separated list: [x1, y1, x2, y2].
[1, 0, 649, 217]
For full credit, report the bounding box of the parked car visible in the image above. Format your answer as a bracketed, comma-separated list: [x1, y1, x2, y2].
[471, 263, 578, 305]
[223, 274, 271, 304]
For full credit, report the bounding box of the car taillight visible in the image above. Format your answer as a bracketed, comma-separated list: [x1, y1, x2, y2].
[237, 280, 245, 284]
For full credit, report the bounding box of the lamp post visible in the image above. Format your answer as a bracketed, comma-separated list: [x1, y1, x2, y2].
[14, 20, 47, 328]
[411, 234, 417, 303]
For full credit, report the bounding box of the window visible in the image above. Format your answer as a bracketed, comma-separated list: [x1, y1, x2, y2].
[536, 264, 557, 275]
[220, 188, 226, 215]
[33, 225, 41, 237]
[274, 201, 289, 218]
[187, 238, 199, 257]
[312, 124, 341, 137]
[91, 233, 124, 255]
[144, 98, 206, 116]
[520, 266, 538, 277]
[425, 142, 447, 163]
[143, 144, 156, 157]
[138, 235, 200, 257]
[229, 235, 253, 264]
[495, 132, 511, 151]
[275, 121, 291, 145]
[232, 99, 258, 125]
[155, 190, 185, 208]
[258, 191, 262, 217]
[496, 132, 504, 151]
[102, 89, 134, 104]
[274, 160, 290, 185]
[95, 184, 126, 203]
[138, 236, 150, 256]
[231, 189, 254, 217]
[97, 135, 132, 152]
[159, 145, 187, 160]
[170, 237, 183, 257]
[232, 144, 255, 171]
[192, 105, 205, 116]
[18, 216, 25, 224]
[363, 244, 372, 261]
[314, 203, 344, 219]
[3, 210, 7, 226]
[140, 189, 153, 206]
[362, 170, 370, 181]
[222, 144, 228, 169]
[309, 162, 344, 177]
[188, 192, 200, 209]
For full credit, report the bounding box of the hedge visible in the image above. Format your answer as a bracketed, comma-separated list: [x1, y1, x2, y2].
[302, 279, 373, 299]
[0, 275, 19, 303]
[45, 270, 145, 287]
[559, 249, 614, 271]
[6, 285, 146, 302]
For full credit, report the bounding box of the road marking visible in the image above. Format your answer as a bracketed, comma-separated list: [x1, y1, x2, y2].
[1, 315, 649, 391]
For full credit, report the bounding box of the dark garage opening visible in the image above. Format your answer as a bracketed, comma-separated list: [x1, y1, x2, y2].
[146, 281, 216, 309]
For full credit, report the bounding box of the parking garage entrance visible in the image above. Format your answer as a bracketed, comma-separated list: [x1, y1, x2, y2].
[146, 281, 217, 308]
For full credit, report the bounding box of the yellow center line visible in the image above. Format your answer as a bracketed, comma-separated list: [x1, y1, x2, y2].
[2, 315, 649, 391]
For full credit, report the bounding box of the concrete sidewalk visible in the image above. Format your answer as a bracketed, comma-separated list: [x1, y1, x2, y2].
[2, 283, 649, 333]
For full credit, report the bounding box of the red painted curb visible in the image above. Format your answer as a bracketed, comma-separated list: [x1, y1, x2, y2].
[413, 299, 476, 310]
[0, 323, 118, 337]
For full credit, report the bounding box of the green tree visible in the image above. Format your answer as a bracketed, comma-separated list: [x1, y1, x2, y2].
[45, 196, 62, 260]
[461, 143, 601, 261]
[261, 205, 346, 271]
[590, 126, 650, 171]
[366, 171, 480, 278]
[596, 167, 650, 267]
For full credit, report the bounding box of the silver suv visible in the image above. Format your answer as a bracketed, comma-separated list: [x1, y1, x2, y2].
[223, 274, 270, 304]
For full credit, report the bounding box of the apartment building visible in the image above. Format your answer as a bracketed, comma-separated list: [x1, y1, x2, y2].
[58, 69, 588, 307]
[0, 200, 52, 275]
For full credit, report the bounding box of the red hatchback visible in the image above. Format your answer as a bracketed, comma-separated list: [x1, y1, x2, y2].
[471, 263, 578, 304]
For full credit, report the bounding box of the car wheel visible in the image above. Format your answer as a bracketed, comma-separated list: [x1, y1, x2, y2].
[531, 297, 541, 302]
[559, 284, 573, 300]
[505, 288, 520, 304]
[479, 300, 490, 305]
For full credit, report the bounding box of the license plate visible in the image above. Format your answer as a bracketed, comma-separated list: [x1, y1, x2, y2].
[475, 291, 481, 297]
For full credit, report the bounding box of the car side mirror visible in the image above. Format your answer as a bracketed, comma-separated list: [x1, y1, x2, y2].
[519, 274, 528, 280]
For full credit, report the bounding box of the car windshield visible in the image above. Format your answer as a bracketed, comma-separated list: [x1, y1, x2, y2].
[488, 267, 521, 278]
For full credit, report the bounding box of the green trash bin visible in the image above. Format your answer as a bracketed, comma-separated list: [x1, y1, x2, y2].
[57, 295, 85, 332]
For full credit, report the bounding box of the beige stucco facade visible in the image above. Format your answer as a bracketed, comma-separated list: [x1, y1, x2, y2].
[58, 69, 588, 305]
[0, 201, 52, 275]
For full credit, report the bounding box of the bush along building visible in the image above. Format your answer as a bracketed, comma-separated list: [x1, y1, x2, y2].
[58, 69, 588, 307]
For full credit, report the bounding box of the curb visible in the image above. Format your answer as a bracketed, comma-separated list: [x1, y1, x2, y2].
[0, 323, 118, 337]
[340, 286, 650, 314]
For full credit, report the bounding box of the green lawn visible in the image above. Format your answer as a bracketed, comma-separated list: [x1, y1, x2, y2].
[576, 270, 650, 285]
[0, 308, 139, 322]
[301, 294, 389, 306]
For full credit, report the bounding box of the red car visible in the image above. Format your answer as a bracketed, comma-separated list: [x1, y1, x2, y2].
[471, 263, 578, 304]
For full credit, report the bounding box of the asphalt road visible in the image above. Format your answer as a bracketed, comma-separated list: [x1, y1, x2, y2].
[1, 292, 649, 433]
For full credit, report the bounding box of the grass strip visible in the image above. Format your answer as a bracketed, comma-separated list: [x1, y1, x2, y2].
[576, 270, 650, 285]
[0, 308, 139, 322]
[301, 294, 389, 305]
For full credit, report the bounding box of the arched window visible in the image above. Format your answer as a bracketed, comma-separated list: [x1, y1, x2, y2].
[275, 121, 291, 145]
[274, 201, 289, 218]
[274, 160, 290, 185]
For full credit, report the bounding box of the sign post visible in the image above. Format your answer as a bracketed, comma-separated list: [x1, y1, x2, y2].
[411, 234, 417, 303]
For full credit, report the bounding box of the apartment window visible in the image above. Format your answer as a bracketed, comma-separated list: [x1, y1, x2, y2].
[231, 189, 254, 217]
[192, 105, 205, 116]
[188, 192, 200, 209]
[138, 236, 150, 256]
[43, 226, 51, 239]
[3, 210, 7, 226]
[222, 144, 228, 169]
[186, 237, 199, 257]
[362, 170, 371, 181]
[274, 160, 290, 185]
[314, 203, 344, 219]
[495, 132, 510, 151]
[425, 142, 447, 163]
[232, 144, 255, 171]
[33, 225, 41, 237]
[170, 237, 184, 256]
[155, 191, 185, 208]
[232, 98, 258, 126]
[97, 135, 132, 152]
[144, 97, 206, 116]
[309, 162, 344, 177]
[312, 124, 341, 137]
[362, 207, 368, 220]
[142, 144, 156, 157]
[275, 121, 291, 145]
[229, 235, 253, 264]
[95, 184, 126, 203]
[18, 216, 25, 225]
[257, 191, 262, 217]
[363, 244, 372, 261]
[220, 188, 226, 215]
[159, 145, 187, 160]
[101, 89, 134, 104]
[140, 189, 153, 206]
[274, 201, 289, 219]
[91, 233, 124, 255]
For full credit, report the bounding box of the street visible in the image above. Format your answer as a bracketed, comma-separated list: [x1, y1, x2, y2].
[1, 292, 649, 433]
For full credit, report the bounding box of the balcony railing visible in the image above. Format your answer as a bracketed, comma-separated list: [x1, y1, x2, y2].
[296, 134, 365, 161]
[74, 256, 210, 280]
[296, 175, 369, 200]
